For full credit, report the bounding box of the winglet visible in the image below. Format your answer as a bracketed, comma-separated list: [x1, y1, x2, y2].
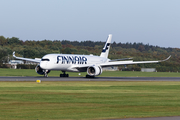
[159, 55, 171, 62]
[13, 51, 16, 57]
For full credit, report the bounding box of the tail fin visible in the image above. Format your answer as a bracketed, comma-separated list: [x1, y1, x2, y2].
[100, 34, 112, 58]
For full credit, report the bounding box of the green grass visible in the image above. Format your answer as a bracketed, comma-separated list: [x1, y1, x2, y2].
[0, 81, 180, 120]
[0, 68, 180, 77]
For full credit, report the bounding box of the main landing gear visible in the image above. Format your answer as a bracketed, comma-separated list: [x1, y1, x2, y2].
[86, 75, 95, 78]
[60, 71, 69, 77]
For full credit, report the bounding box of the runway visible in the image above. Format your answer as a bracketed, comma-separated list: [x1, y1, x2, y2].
[0, 76, 180, 81]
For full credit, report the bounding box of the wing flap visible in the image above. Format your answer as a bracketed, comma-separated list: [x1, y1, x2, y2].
[109, 57, 133, 62]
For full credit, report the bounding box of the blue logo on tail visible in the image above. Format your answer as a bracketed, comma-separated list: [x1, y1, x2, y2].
[102, 43, 110, 52]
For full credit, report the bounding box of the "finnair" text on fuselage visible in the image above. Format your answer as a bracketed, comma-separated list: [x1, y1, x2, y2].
[57, 56, 87, 64]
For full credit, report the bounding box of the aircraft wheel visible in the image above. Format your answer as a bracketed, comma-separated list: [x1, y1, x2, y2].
[44, 73, 48, 78]
[86, 75, 95, 78]
[60, 74, 63, 77]
[66, 74, 69, 77]
[60, 74, 69, 77]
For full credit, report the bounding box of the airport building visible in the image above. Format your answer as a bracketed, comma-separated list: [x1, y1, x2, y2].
[141, 68, 156, 72]
[8, 60, 38, 69]
[102, 66, 118, 71]
[9, 60, 24, 64]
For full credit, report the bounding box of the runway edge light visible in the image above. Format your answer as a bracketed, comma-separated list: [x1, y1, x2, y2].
[36, 80, 41, 83]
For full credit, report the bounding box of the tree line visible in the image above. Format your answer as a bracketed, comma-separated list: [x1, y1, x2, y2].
[0, 36, 180, 72]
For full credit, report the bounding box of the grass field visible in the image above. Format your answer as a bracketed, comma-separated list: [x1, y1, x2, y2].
[0, 68, 180, 77]
[0, 81, 180, 120]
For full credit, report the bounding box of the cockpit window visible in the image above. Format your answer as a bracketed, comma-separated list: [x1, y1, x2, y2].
[41, 59, 50, 61]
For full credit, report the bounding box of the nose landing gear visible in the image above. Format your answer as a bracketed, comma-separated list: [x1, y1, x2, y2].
[44, 70, 49, 78]
[60, 71, 69, 77]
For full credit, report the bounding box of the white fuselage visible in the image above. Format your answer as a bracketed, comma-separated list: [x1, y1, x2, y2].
[40, 54, 108, 72]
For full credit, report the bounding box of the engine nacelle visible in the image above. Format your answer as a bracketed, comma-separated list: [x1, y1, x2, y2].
[35, 64, 50, 75]
[87, 65, 102, 76]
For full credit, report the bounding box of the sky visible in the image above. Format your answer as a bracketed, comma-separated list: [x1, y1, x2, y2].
[0, 0, 180, 48]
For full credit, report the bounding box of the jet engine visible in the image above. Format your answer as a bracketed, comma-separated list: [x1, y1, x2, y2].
[35, 64, 50, 75]
[87, 65, 102, 76]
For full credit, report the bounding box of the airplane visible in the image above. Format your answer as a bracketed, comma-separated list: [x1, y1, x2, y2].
[13, 34, 171, 78]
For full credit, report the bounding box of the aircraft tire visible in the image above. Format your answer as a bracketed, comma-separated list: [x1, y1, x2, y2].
[66, 74, 69, 77]
[86, 75, 95, 78]
[60, 74, 69, 77]
[44, 73, 48, 78]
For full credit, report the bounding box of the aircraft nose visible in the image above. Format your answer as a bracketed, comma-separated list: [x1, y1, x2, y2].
[40, 58, 50, 69]
[40, 61, 47, 69]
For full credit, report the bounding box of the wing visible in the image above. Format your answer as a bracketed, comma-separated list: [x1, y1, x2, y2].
[109, 57, 133, 62]
[100, 55, 171, 67]
[13, 51, 41, 63]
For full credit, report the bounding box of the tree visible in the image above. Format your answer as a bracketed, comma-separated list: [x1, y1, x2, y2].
[138, 45, 145, 52]
[8, 37, 22, 45]
[0, 36, 7, 46]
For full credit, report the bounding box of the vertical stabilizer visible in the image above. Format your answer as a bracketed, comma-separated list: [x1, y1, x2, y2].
[100, 34, 112, 58]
